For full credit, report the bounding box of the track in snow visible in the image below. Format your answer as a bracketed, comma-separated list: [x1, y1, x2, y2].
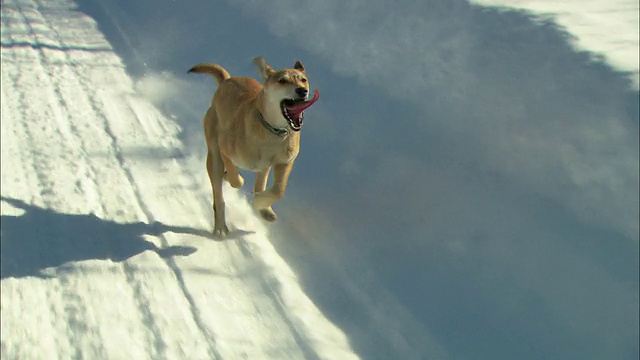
[0, 1, 360, 359]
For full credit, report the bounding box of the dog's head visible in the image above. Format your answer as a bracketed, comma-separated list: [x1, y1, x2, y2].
[254, 57, 320, 131]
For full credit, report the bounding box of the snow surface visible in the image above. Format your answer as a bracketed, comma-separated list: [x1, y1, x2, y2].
[0, 1, 362, 359]
[471, 0, 639, 87]
[2, 0, 638, 359]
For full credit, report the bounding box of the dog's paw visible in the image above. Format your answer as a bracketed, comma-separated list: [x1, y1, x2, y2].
[212, 224, 230, 239]
[223, 171, 245, 189]
[253, 191, 277, 210]
[259, 207, 278, 222]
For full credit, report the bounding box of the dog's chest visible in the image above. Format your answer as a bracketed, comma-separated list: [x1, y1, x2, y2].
[232, 138, 299, 171]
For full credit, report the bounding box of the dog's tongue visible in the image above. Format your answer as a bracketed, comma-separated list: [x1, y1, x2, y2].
[286, 89, 320, 119]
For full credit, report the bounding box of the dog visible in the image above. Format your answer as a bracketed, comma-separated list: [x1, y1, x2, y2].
[188, 57, 320, 237]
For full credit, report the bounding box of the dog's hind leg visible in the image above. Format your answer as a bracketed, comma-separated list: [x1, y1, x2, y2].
[253, 167, 277, 222]
[221, 154, 244, 189]
[206, 147, 229, 238]
[253, 162, 293, 221]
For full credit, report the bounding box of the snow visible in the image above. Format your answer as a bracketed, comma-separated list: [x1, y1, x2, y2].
[2, 0, 638, 359]
[470, 0, 639, 87]
[0, 1, 359, 359]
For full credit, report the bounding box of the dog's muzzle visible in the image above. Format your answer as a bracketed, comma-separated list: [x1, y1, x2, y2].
[280, 88, 320, 131]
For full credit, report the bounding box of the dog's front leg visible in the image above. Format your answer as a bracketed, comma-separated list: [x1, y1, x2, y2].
[206, 148, 229, 238]
[222, 154, 244, 189]
[253, 162, 293, 220]
[254, 167, 277, 222]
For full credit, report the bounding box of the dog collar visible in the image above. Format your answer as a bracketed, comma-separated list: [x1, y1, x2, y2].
[257, 111, 288, 137]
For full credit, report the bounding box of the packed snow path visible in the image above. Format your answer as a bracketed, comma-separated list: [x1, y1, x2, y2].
[3, 0, 638, 359]
[0, 1, 360, 359]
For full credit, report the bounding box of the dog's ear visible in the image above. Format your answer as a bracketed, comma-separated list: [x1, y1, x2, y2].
[253, 57, 275, 82]
[294, 60, 305, 73]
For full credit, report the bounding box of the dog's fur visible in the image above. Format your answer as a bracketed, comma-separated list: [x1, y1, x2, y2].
[188, 57, 316, 237]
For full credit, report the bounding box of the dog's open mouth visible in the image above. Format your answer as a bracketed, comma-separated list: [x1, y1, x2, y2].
[280, 89, 320, 131]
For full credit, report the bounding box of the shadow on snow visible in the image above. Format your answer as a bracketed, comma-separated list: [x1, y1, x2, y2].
[0, 196, 209, 279]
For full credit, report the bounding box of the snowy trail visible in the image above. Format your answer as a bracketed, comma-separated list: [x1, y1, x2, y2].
[4, 0, 636, 358]
[0, 1, 359, 359]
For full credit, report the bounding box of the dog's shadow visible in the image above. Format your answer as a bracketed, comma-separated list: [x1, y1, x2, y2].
[0, 196, 213, 279]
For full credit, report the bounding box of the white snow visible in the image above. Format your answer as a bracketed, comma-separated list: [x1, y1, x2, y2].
[0, 1, 359, 359]
[2, 0, 638, 359]
[470, 0, 640, 87]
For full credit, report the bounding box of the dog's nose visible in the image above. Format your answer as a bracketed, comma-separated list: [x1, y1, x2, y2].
[295, 87, 308, 98]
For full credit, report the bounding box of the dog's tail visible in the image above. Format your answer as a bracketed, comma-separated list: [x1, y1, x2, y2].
[188, 63, 230, 85]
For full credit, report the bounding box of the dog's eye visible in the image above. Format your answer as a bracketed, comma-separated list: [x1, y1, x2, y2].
[301, 78, 307, 83]
[278, 78, 287, 84]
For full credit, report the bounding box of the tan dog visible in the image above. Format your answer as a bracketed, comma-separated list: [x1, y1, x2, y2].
[189, 57, 320, 237]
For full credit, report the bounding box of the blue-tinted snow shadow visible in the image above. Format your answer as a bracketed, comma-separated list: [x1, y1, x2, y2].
[0, 197, 205, 279]
[71, 1, 639, 359]
[270, 5, 640, 360]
